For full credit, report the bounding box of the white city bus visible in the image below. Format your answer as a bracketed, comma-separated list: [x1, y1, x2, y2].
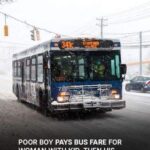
[13, 38, 126, 114]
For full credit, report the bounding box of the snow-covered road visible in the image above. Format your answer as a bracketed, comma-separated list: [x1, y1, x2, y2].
[0, 75, 16, 100]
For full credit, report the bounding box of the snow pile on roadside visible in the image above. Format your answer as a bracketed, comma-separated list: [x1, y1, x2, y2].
[0, 74, 16, 100]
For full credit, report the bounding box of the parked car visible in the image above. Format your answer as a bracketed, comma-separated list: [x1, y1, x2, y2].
[125, 75, 150, 92]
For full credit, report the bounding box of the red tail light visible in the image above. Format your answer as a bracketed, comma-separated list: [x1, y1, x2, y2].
[146, 81, 150, 85]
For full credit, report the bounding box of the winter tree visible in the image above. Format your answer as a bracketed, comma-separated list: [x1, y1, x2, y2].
[0, 0, 15, 4]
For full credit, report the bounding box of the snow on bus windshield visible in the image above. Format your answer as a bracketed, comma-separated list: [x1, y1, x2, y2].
[51, 51, 121, 82]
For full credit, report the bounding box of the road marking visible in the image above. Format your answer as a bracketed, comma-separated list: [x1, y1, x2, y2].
[125, 97, 150, 106]
[124, 91, 150, 97]
[134, 101, 150, 106]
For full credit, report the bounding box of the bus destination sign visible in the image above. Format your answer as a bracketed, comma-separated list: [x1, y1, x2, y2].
[58, 39, 114, 49]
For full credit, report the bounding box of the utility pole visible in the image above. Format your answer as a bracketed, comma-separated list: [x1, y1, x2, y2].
[96, 17, 107, 39]
[139, 31, 142, 75]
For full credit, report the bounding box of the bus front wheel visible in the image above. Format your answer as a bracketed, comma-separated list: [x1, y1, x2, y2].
[39, 91, 49, 116]
[16, 86, 21, 101]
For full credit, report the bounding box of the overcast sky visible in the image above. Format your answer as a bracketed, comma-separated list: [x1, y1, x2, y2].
[0, 0, 150, 75]
[0, 0, 150, 40]
[0, 0, 150, 56]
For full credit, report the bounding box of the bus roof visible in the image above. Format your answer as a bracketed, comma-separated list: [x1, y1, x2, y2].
[13, 40, 50, 60]
[13, 38, 120, 60]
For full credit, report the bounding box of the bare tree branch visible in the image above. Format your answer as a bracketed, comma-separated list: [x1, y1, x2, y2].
[0, 0, 15, 5]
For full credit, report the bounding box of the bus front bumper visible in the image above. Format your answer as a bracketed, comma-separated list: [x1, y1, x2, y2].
[51, 100, 126, 112]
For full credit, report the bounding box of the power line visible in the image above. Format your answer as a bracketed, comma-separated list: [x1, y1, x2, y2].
[70, 18, 95, 35]
[0, 10, 71, 37]
[0, 40, 33, 46]
[103, 1, 150, 25]
[73, 24, 96, 36]
[2, 9, 150, 41]
[108, 13, 150, 25]
[105, 32, 138, 36]
[105, 30, 150, 38]
[72, 2, 150, 35]
[106, 0, 150, 18]
[108, 6, 150, 23]
[0, 46, 27, 48]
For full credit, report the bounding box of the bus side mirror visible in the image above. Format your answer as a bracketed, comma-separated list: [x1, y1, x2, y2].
[48, 59, 50, 69]
[120, 64, 127, 75]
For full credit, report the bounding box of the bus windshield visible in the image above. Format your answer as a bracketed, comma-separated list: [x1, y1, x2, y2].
[51, 51, 121, 82]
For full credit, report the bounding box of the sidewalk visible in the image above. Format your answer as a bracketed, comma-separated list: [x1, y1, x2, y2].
[0, 74, 16, 100]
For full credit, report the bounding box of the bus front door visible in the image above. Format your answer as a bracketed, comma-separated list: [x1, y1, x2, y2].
[21, 61, 26, 99]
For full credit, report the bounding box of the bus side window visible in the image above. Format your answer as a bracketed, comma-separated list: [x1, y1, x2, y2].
[31, 57, 37, 82]
[115, 55, 120, 78]
[26, 58, 31, 81]
[78, 57, 85, 79]
[15, 61, 17, 77]
[111, 60, 115, 76]
[13, 61, 17, 77]
[16, 61, 18, 77]
[37, 55, 43, 82]
[18, 61, 21, 77]
[111, 55, 120, 78]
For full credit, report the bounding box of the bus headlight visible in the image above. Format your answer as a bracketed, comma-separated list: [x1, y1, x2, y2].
[110, 89, 120, 99]
[57, 92, 70, 103]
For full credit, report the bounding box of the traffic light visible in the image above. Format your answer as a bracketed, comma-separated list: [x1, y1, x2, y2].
[55, 34, 61, 39]
[30, 28, 40, 41]
[4, 25, 9, 36]
[35, 29, 40, 41]
[30, 29, 36, 41]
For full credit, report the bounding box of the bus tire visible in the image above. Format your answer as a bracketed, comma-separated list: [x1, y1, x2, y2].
[125, 84, 131, 91]
[39, 90, 43, 109]
[141, 87, 145, 93]
[16, 86, 21, 101]
[39, 90, 49, 116]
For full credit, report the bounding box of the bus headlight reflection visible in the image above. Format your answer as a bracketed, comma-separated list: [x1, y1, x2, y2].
[57, 92, 70, 103]
[110, 89, 120, 99]
[114, 94, 120, 99]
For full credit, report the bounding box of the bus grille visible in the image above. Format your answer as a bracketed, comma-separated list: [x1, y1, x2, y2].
[60, 84, 112, 102]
